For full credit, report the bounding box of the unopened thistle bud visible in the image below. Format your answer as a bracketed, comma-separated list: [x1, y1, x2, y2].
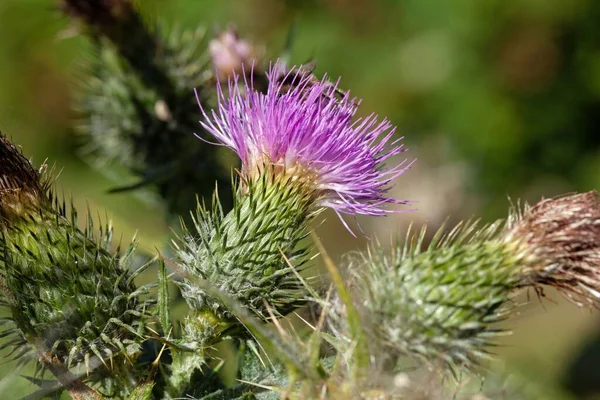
[0, 135, 151, 390]
[343, 222, 518, 372]
[340, 191, 600, 372]
[176, 63, 413, 324]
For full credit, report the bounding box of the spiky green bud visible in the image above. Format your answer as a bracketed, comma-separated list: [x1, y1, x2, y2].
[343, 221, 519, 372]
[0, 135, 152, 391]
[175, 167, 315, 325]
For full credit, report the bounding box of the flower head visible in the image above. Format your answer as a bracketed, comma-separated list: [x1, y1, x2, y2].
[198, 63, 413, 218]
[506, 191, 600, 306]
[209, 26, 260, 79]
[0, 134, 45, 219]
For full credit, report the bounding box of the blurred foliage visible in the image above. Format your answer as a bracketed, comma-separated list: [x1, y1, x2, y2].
[2, 0, 600, 398]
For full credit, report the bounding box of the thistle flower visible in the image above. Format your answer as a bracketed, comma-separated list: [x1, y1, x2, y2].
[199, 63, 413, 220]
[0, 134, 152, 394]
[336, 191, 600, 373]
[209, 26, 260, 80]
[176, 64, 412, 327]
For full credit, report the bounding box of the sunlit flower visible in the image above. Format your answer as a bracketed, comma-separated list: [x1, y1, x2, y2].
[198, 63, 414, 219]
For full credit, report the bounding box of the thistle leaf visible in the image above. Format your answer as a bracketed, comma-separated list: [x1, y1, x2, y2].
[313, 234, 368, 375]
[157, 257, 172, 334]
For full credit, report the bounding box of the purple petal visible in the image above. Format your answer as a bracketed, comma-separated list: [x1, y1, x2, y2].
[197, 61, 414, 219]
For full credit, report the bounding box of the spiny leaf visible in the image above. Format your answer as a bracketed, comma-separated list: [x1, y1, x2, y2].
[186, 273, 315, 382]
[157, 257, 172, 334]
[312, 233, 368, 375]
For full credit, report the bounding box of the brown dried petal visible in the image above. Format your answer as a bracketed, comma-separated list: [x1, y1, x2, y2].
[507, 191, 600, 306]
[0, 134, 44, 217]
[58, 0, 134, 30]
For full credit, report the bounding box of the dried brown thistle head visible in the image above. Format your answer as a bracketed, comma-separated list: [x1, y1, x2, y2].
[58, 0, 134, 32]
[0, 134, 45, 219]
[506, 191, 600, 306]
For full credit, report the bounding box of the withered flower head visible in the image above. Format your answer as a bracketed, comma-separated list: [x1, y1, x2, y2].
[506, 191, 600, 306]
[0, 134, 45, 218]
[58, 0, 134, 31]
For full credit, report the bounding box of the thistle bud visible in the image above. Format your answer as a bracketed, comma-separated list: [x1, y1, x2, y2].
[175, 169, 313, 323]
[342, 222, 519, 372]
[0, 135, 152, 392]
[338, 191, 600, 373]
[68, 0, 233, 219]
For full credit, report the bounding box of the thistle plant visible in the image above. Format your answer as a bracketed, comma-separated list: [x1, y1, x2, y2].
[1, 1, 600, 399]
[175, 63, 412, 328]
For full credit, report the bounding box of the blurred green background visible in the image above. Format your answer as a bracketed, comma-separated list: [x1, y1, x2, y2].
[2, 0, 600, 398]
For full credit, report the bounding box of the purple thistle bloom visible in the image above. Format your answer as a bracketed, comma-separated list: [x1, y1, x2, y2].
[197, 63, 414, 220]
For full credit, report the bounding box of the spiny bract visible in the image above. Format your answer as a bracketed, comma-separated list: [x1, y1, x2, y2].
[175, 168, 313, 322]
